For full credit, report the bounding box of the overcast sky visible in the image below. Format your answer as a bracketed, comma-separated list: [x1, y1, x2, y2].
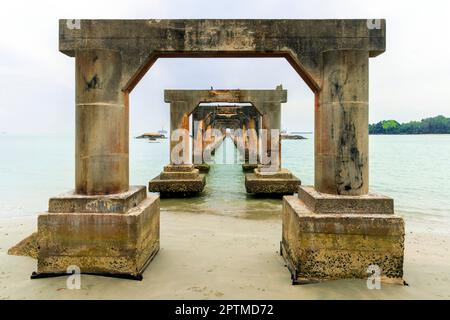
[0, 0, 449, 135]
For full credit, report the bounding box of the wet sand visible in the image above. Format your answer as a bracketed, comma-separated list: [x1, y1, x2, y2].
[0, 210, 449, 299]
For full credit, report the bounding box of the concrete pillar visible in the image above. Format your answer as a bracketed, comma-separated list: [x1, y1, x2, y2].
[203, 123, 212, 159]
[75, 49, 128, 195]
[260, 103, 281, 169]
[315, 49, 369, 195]
[193, 117, 205, 164]
[247, 117, 258, 165]
[203, 116, 212, 151]
[170, 102, 190, 165]
[241, 120, 247, 162]
[256, 115, 261, 164]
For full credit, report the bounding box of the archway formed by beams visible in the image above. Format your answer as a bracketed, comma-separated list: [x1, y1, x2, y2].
[191, 103, 261, 167]
[62, 19, 385, 196]
[163, 88, 287, 169]
[25, 19, 405, 285]
[148, 87, 296, 195]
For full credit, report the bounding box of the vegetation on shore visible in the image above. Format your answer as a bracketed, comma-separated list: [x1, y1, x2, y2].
[369, 115, 450, 134]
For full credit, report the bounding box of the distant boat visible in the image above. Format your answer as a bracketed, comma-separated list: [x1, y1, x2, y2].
[281, 133, 307, 140]
[135, 132, 167, 139]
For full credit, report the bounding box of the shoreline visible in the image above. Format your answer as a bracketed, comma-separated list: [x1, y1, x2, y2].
[1, 210, 449, 299]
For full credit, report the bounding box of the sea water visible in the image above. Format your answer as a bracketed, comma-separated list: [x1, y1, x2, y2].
[0, 133, 449, 224]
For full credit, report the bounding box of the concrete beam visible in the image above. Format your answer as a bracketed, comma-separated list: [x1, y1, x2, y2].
[59, 19, 386, 92]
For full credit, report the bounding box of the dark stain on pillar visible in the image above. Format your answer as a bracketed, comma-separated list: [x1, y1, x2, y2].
[336, 110, 364, 194]
[329, 69, 348, 102]
[329, 69, 364, 194]
[84, 74, 101, 91]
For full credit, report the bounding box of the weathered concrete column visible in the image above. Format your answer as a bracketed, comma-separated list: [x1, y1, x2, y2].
[149, 100, 205, 195]
[247, 117, 258, 164]
[315, 49, 369, 195]
[202, 123, 208, 152]
[260, 102, 281, 169]
[245, 100, 299, 194]
[20, 49, 160, 279]
[193, 117, 205, 165]
[256, 115, 261, 163]
[206, 123, 224, 158]
[75, 49, 128, 195]
[203, 123, 213, 159]
[169, 102, 191, 165]
[240, 119, 248, 162]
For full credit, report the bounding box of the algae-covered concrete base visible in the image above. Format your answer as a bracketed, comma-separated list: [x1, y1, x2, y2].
[36, 193, 160, 279]
[149, 164, 206, 196]
[245, 168, 300, 195]
[281, 187, 405, 284]
[10, 186, 160, 280]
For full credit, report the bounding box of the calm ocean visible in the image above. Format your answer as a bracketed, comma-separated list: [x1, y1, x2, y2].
[0, 133, 449, 223]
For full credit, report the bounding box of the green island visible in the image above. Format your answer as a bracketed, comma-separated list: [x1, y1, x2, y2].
[369, 115, 450, 134]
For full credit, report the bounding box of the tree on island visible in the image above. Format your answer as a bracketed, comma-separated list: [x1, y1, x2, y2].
[369, 115, 450, 134]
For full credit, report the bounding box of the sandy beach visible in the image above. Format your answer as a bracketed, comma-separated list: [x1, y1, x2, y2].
[1, 209, 449, 300]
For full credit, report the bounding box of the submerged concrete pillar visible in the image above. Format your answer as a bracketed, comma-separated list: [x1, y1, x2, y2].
[75, 49, 128, 195]
[241, 115, 260, 172]
[169, 102, 190, 165]
[256, 116, 261, 163]
[245, 100, 299, 195]
[247, 117, 258, 164]
[193, 117, 204, 164]
[260, 103, 281, 170]
[203, 123, 215, 159]
[149, 101, 205, 195]
[204, 123, 212, 148]
[315, 49, 369, 195]
[240, 120, 248, 162]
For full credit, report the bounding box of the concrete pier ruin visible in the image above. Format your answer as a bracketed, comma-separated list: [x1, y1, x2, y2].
[281, 47, 405, 284]
[192, 104, 260, 172]
[149, 87, 300, 196]
[9, 19, 403, 283]
[148, 91, 207, 196]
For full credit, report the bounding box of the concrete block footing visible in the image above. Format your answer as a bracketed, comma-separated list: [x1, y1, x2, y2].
[245, 168, 300, 195]
[298, 186, 394, 214]
[18, 189, 161, 280]
[149, 164, 206, 196]
[48, 186, 147, 214]
[163, 164, 195, 172]
[281, 193, 405, 284]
